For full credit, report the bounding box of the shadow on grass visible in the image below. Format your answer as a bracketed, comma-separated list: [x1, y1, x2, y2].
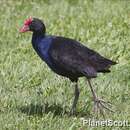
[19, 103, 65, 116]
[19, 103, 91, 117]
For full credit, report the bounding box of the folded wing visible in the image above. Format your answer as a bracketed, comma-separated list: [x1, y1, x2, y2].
[49, 36, 116, 78]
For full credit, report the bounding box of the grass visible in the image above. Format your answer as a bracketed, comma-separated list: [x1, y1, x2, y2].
[0, 0, 130, 129]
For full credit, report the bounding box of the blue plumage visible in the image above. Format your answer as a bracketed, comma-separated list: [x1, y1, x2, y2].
[32, 35, 53, 66]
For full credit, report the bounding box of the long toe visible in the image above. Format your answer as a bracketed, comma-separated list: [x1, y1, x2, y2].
[93, 97, 114, 117]
[98, 99, 114, 113]
[70, 108, 76, 116]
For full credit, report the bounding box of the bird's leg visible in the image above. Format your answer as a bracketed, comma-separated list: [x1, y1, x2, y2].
[70, 82, 80, 115]
[87, 79, 114, 116]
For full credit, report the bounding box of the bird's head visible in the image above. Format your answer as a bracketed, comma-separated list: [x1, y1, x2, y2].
[20, 17, 46, 34]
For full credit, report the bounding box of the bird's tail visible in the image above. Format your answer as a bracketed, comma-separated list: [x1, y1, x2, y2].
[97, 59, 117, 73]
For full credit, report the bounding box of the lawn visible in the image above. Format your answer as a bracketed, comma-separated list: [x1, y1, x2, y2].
[0, 0, 130, 130]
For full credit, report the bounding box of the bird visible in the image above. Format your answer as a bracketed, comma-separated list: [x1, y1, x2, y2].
[20, 17, 116, 115]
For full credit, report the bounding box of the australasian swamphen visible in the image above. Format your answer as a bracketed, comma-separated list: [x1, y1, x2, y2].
[20, 17, 116, 115]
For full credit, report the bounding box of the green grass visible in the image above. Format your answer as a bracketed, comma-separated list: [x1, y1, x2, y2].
[0, 0, 130, 129]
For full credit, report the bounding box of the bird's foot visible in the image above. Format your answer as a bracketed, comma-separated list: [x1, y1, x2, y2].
[93, 97, 114, 117]
[70, 107, 76, 116]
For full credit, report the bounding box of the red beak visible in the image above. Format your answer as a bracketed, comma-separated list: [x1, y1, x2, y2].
[19, 25, 30, 33]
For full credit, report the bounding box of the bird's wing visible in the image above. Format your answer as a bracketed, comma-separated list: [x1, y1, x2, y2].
[48, 37, 98, 77]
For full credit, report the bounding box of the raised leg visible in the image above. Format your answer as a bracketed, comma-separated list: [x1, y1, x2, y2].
[87, 79, 114, 116]
[70, 82, 80, 115]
